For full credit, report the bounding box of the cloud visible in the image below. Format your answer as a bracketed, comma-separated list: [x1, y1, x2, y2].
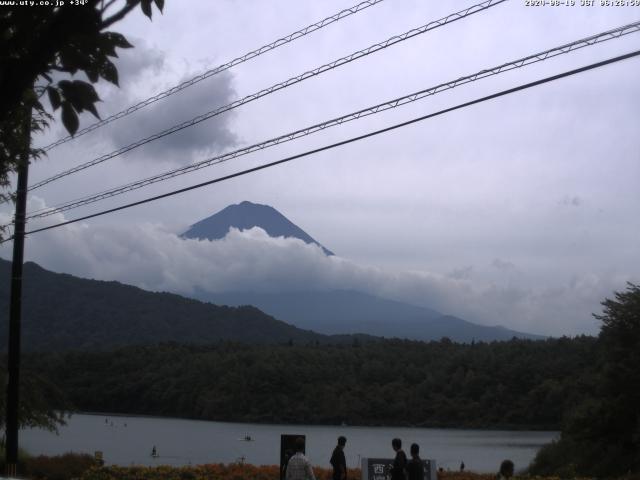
[103, 69, 238, 165]
[492, 258, 516, 271]
[112, 38, 166, 82]
[448, 265, 473, 280]
[48, 38, 240, 167]
[1, 198, 632, 337]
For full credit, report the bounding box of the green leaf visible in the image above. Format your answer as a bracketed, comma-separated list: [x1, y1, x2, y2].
[85, 67, 100, 83]
[99, 37, 118, 58]
[85, 102, 100, 120]
[72, 80, 100, 104]
[57, 81, 101, 118]
[58, 80, 83, 111]
[61, 102, 79, 136]
[57, 80, 73, 97]
[141, 0, 152, 19]
[100, 59, 119, 86]
[59, 46, 87, 75]
[103, 32, 133, 49]
[47, 87, 61, 111]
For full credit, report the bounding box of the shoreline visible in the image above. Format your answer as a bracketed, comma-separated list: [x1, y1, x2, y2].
[75, 411, 560, 434]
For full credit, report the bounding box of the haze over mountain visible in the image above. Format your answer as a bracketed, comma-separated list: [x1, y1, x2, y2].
[198, 289, 544, 342]
[182, 200, 333, 255]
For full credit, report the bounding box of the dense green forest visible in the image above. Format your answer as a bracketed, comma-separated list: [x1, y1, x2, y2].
[529, 283, 640, 477]
[25, 336, 597, 430]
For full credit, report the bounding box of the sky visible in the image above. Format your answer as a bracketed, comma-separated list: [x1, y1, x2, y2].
[1, 0, 639, 336]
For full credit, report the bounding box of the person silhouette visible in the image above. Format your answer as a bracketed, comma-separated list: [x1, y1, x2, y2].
[330, 436, 347, 480]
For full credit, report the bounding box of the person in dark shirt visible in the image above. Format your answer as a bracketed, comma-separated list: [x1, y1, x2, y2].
[407, 443, 424, 480]
[330, 436, 347, 480]
[390, 438, 407, 480]
[497, 459, 514, 480]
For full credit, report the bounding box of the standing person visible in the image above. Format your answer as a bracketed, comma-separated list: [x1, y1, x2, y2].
[497, 460, 514, 480]
[390, 438, 407, 480]
[407, 443, 424, 480]
[330, 436, 347, 480]
[286, 437, 316, 480]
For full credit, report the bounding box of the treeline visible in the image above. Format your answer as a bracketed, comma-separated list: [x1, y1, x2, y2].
[25, 336, 597, 430]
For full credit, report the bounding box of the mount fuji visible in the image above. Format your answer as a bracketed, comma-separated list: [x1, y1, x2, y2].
[183, 201, 543, 342]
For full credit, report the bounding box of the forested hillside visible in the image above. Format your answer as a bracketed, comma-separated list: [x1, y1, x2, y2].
[25, 337, 597, 429]
[0, 260, 370, 350]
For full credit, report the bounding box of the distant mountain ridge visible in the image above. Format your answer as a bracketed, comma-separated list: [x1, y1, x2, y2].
[197, 289, 545, 342]
[181, 201, 333, 255]
[0, 259, 370, 352]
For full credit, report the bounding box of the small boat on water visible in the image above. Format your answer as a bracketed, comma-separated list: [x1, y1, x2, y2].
[238, 435, 254, 442]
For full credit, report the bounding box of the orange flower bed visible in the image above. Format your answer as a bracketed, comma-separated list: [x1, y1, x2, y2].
[77, 464, 597, 480]
[80, 463, 361, 480]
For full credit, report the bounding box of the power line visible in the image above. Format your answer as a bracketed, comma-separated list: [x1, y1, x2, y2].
[28, 0, 507, 191]
[24, 20, 640, 220]
[40, 0, 387, 152]
[7, 49, 637, 243]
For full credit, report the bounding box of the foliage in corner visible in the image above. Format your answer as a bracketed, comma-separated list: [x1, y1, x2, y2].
[529, 283, 640, 477]
[0, 0, 164, 207]
[0, 361, 69, 433]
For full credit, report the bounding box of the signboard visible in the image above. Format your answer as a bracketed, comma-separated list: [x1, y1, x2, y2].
[280, 434, 305, 480]
[361, 457, 437, 480]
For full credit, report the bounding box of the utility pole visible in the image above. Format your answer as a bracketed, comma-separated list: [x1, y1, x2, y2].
[5, 115, 30, 477]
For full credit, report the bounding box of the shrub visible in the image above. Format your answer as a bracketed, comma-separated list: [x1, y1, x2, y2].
[26, 452, 97, 480]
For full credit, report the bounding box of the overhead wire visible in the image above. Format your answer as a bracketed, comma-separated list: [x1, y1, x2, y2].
[23, 20, 640, 220]
[3, 48, 637, 244]
[40, 0, 387, 152]
[28, 0, 507, 192]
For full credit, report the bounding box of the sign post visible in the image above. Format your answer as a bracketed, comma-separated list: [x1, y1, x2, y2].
[280, 434, 305, 480]
[361, 457, 437, 480]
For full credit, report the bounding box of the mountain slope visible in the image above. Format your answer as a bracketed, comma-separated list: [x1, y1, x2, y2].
[198, 289, 544, 342]
[181, 200, 333, 255]
[0, 259, 366, 351]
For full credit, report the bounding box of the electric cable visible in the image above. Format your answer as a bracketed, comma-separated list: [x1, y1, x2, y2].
[24, 20, 640, 220]
[3, 48, 636, 243]
[28, 0, 507, 191]
[40, 0, 387, 152]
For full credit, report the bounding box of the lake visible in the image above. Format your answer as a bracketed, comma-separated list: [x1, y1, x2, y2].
[21, 413, 557, 473]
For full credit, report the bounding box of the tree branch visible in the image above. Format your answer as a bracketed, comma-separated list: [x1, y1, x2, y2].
[101, 1, 138, 29]
[101, 0, 119, 14]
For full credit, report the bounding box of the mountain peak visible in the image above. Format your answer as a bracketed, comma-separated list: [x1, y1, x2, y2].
[181, 201, 334, 255]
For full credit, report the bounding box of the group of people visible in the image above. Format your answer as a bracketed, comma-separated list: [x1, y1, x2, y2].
[285, 436, 427, 480]
[285, 435, 516, 480]
[388, 438, 427, 480]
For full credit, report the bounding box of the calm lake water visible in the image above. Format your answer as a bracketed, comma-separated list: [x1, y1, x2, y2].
[21, 414, 557, 473]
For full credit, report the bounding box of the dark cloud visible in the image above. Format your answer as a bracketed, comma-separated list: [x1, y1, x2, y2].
[559, 195, 582, 207]
[103, 69, 238, 165]
[449, 266, 473, 280]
